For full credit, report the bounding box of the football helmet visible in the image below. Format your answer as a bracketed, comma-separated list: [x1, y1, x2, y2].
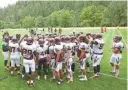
[26, 36, 33, 44]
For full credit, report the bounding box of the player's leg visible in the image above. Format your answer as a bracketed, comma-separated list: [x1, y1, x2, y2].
[91, 54, 99, 78]
[43, 58, 48, 80]
[29, 60, 35, 86]
[10, 59, 15, 75]
[15, 57, 21, 75]
[85, 53, 90, 72]
[67, 58, 73, 83]
[97, 55, 103, 75]
[37, 59, 42, 80]
[59, 62, 63, 80]
[110, 54, 116, 73]
[55, 62, 62, 85]
[114, 54, 122, 78]
[50, 59, 56, 80]
[79, 59, 87, 81]
[3, 52, 9, 70]
[71, 56, 75, 73]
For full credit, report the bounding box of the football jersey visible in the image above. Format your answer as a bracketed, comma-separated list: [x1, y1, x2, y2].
[112, 41, 124, 53]
[48, 45, 55, 58]
[79, 42, 89, 50]
[54, 44, 63, 53]
[22, 43, 36, 60]
[9, 42, 20, 56]
[36, 45, 48, 59]
[2, 41, 8, 51]
[92, 39, 105, 54]
[49, 45, 55, 54]
[65, 43, 73, 52]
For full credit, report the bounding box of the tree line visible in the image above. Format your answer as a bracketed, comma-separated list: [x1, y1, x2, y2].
[0, 1, 127, 29]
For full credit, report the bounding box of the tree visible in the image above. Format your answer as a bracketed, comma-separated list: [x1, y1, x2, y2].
[101, 1, 127, 26]
[35, 16, 44, 27]
[80, 5, 105, 27]
[21, 16, 35, 28]
[0, 20, 5, 30]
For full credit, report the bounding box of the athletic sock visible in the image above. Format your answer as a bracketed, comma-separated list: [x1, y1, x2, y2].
[97, 65, 100, 73]
[112, 66, 115, 72]
[116, 69, 120, 75]
[94, 66, 97, 74]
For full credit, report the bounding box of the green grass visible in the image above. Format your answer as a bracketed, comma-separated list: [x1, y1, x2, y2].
[0, 28, 127, 90]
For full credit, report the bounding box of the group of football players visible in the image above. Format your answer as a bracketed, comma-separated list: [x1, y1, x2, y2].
[1, 29, 124, 87]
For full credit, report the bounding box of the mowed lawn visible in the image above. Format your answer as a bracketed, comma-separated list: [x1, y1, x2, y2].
[0, 28, 127, 90]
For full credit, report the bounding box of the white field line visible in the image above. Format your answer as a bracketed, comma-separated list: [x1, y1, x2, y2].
[89, 71, 127, 81]
[118, 30, 127, 49]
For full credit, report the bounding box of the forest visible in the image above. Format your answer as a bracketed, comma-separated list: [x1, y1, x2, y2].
[0, 1, 127, 29]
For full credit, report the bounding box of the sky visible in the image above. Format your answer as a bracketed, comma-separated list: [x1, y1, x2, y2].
[0, 0, 18, 8]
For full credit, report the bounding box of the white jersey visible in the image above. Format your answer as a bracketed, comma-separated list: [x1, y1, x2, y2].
[22, 43, 36, 60]
[92, 39, 105, 54]
[54, 44, 63, 53]
[65, 42, 73, 52]
[71, 42, 76, 52]
[34, 41, 39, 48]
[9, 42, 20, 56]
[79, 42, 89, 51]
[49, 45, 55, 59]
[112, 41, 124, 53]
[36, 45, 48, 59]
[49, 45, 55, 54]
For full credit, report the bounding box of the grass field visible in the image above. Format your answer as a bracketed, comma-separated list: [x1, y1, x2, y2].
[0, 28, 127, 90]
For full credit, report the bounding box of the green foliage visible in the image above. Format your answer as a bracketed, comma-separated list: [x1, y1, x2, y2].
[80, 5, 105, 27]
[0, 1, 127, 28]
[21, 16, 35, 28]
[0, 20, 5, 29]
[101, 1, 127, 26]
[35, 16, 44, 27]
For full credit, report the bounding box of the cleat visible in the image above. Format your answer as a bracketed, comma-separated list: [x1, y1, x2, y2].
[44, 75, 47, 80]
[17, 71, 21, 75]
[50, 76, 55, 81]
[110, 71, 116, 74]
[60, 79, 63, 82]
[26, 81, 30, 86]
[37, 76, 40, 80]
[67, 80, 73, 83]
[114, 74, 118, 78]
[79, 77, 87, 81]
[21, 74, 25, 79]
[29, 82, 35, 87]
[90, 74, 98, 79]
[78, 75, 84, 78]
[57, 81, 61, 85]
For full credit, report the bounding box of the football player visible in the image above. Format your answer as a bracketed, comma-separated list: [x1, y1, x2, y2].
[77, 35, 88, 81]
[110, 35, 124, 78]
[21, 36, 37, 86]
[54, 37, 64, 85]
[9, 36, 21, 75]
[91, 34, 104, 78]
[48, 38, 56, 80]
[64, 36, 74, 83]
[2, 37, 9, 70]
[36, 38, 49, 80]
[70, 36, 76, 73]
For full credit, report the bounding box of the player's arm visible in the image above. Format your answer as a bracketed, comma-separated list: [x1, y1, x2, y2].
[18, 34, 28, 45]
[33, 50, 38, 62]
[80, 48, 86, 59]
[56, 50, 61, 62]
[113, 47, 120, 53]
[66, 49, 71, 65]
